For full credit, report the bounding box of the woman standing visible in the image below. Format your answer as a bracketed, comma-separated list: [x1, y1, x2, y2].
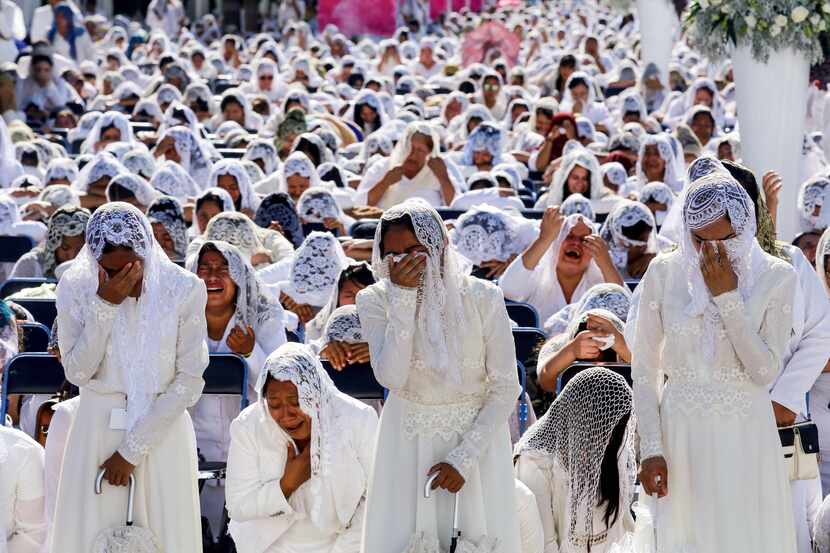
[357, 199, 521, 552]
[51, 202, 209, 552]
[633, 174, 798, 551]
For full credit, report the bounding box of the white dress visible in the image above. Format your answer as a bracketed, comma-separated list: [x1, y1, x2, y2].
[631, 251, 798, 552]
[357, 277, 522, 553]
[0, 426, 46, 553]
[515, 454, 633, 553]
[50, 270, 209, 553]
[225, 400, 377, 553]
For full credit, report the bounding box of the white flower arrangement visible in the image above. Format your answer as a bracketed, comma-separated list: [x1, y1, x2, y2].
[685, 0, 830, 63]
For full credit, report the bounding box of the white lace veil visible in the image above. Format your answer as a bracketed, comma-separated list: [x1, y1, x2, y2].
[546, 149, 604, 206]
[209, 159, 262, 212]
[561, 193, 596, 221]
[296, 186, 344, 224]
[149, 160, 202, 200]
[387, 122, 441, 191]
[254, 343, 366, 529]
[81, 111, 136, 154]
[817, 227, 830, 297]
[107, 173, 160, 207]
[450, 204, 532, 265]
[74, 153, 127, 193]
[679, 172, 767, 362]
[370, 198, 466, 382]
[202, 212, 265, 260]
[599, 200, 658, 271]
[284, 231, 349, 307]
[515, 367, 636, 551]
[798, 176, 829, 230]
[323, 304, 363, 344]
[37, 205, 90, 278]
[56, 202, 175, 431]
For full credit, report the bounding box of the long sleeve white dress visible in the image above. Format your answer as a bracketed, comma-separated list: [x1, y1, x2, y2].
[358, 275, 522, 552]
[0, 426, 46, 553]
[50, 203, 209, 553]
[631, 249, 798, 552]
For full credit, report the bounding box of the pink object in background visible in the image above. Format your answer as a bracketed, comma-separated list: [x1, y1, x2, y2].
[430, 0, 485, 20]
[461, 21, 521, 67]
[498, 0, 522, 6]
[318, 0, 397, 36]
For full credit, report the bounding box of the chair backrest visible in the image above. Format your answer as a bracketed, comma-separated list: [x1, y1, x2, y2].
[625, 280, 639, 293]
[349, 219, 379, 239]
[216, 148, 246, 159]
[320, 360, 385, 400]
[19, 322, 51, 352]
[505, 301, 541, 329]
[0, 236, 36, 263]
[0, 278, 53, 298]
[202, 353, 249, 410]
[557, 361, 632, 393]
[12, 299, 57, 329]
[1, 353, 65, 419]
[512, 327, 546, 368]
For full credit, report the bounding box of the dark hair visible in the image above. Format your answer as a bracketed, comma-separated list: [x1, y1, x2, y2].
[20, 151, 39, 167]
[220, 96, 243, 112]
[458, 80, 476, 94]
[562, 167, 592, 202]
[568, 76, 588, 90]
[598, 413, 630, 530]
[107, 183, 136, 202]
[379, 213, 416, 257]
[295, 137, 321, 166]
[620, 220, 652, 242]
[470, 178, 495, 191]
[191, 98, 210, 113]
[101, 123, 119, 136]
[338, 262, 376, 297]
[261, 372, 275, 398]
[354, 102, 381, 133]
[196, 192, 225, 213]
[321, 166, 344, 188]
[101, 242, 134, 254]
[721, 160, 760, 224]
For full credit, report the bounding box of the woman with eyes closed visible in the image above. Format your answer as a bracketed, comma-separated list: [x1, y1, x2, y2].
[225, 343, 377, 553]
[189, 240, 287, 541]
[633, 173, 798, 552]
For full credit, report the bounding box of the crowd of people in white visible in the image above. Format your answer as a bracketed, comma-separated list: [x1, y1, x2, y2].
[2, 0, 830, 552]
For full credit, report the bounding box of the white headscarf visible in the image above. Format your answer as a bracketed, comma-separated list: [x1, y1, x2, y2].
[545, 149, 604, 206]
[158, 125, 214, 183]
[74, 152, 127, 193]
[817, 227, 830, 297]
[209, 159, 262, 213]
[107, 173, 160, 207]
[451, 204, 534, 266]
[636, 133, 684, 193]
[283, 231, 349, 307]
[149, 159, 202, 200]
[81, 111, 136, 154]
[244, 139, 281, 176]
[0, 119, 24, 188]
[280, 152, 322, 193]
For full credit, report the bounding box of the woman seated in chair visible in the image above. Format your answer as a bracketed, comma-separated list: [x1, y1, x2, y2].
[188, 240, 287, 540]
[10, 205, 90, 280]
[537, 300, 631, 393]
[225, 343, 378, 553]
[599, 200, 674, 280]
[515, 368, 636, 553]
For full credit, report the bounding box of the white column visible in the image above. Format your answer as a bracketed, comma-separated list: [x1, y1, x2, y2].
[732, 44, 810, 241]
[636, 0, 678, 87]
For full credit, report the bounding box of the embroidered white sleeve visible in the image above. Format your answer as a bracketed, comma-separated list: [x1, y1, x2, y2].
[630, 260, 666, 461]
[356, 282, 419, 391]
[118, 280, 209, 465]
[445, 284, 520, 479]
[56, 294, 120, 387]
[713, 268, 795, 388]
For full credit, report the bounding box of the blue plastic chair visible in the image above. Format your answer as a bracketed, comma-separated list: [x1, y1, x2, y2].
[505, 301, 541, 329]
[0, 278, 54, 298]
[11, 299, 57, 329]
[512, 327, 546, 369]
[0, 236, 35, 264]
[320, 360, 385, 400]
[517, 361, 529, 435]
[556, 362, 633, 393]
[1, 353, 65, 421]
[19, 322, 51, 352]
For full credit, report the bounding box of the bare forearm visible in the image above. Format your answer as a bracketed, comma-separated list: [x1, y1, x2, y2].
[366, 177, 392, 206]
[535, 141, 553, 171]
[439, 175, 455, 205]
[538, 344, 575, 392]
[521, 236, 555, 271]
[598, 261, 624, 286]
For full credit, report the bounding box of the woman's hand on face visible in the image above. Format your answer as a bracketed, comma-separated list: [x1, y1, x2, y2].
[427, 462, 465, 493]
[582, 234, 613, 267]
[700, 241, 737, 297]
[389, 253, 426, 288]
[226, 324, 255, 356]
[321, 340, 350, 371]
[639, 456, 668, 498]
[627, 251, 656, 279]
[97, 262, 143, 305]
[280, 443, 312, 498]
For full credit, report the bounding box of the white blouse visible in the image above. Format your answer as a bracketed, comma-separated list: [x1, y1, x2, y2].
[0, 426, 46, 553]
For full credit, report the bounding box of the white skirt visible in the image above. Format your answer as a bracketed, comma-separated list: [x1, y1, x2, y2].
[361, 393, 521, 553]
[655, 384, 797, 552]
[49, 388, 203, 553]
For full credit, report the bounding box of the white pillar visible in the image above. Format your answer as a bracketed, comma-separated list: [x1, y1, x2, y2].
[732, 44, 810, 241]
[636, 0, 678, 87]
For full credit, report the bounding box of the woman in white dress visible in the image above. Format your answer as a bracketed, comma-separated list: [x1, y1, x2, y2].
[225, 343, 378, 553]
[515, 368, 636, 553]
[357, 199, 522, 553]
[1, 425, 46, 553]
[51, 202, 209, 552]
[813, 227, 830, 495]
[633, 173, 798, 551]
[188, 240, 287, 538]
